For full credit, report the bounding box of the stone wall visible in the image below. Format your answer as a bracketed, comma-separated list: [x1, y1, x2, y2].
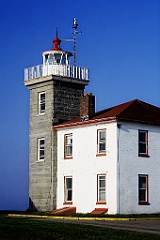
[28, 77, 85, 211]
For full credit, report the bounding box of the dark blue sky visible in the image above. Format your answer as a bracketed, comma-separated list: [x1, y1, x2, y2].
[0, 0, 160, 210]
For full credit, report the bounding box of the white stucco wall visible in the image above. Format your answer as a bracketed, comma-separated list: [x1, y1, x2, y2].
[118, 122, 160, 214]
[57, 121, 118, 214]
[57, 120, 160, 215]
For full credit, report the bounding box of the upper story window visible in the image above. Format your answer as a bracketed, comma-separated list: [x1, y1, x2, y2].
[39, 92, 45, 114]
[64, 134, 73, 159]
[138, 130, 148, 156]
[97, 129, 106, 155]
[97, 174, 106, 203]
[38, 138, 45, 161]
[138, 174, 149, 205]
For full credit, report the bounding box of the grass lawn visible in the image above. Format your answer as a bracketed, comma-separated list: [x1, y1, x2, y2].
[0, 216, 160, 240]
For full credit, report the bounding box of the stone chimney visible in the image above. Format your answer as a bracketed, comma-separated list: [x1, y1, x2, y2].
[80, 93, 95, 121]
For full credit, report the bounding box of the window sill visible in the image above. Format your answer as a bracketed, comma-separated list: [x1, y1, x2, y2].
[138, 154, 149, 158]
[96, 153, 106, 157]
[36, 159, 45, 162]
[138, 202, 150, 205]
[64, 157, 73, 160]
[63, 202, 73, 205]
[38, 113, 45, 116]
[96, 202, 106, 205]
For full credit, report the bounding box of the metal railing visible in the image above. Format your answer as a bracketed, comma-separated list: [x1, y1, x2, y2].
[24, 64, 89, 81]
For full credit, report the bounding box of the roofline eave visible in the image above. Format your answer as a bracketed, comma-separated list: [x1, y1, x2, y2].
[54, 116, 117, 130]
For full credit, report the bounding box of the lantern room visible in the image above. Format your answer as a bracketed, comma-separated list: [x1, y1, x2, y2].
[42, 35, 73, 66]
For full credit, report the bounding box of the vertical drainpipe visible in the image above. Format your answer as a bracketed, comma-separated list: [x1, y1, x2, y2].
[117, 123, 121, 214]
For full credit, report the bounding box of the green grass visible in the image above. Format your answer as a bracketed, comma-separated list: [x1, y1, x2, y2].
[0, 216, 160, 240]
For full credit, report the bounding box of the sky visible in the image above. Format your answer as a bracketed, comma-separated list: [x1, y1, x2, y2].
[0, 0, 160, 210]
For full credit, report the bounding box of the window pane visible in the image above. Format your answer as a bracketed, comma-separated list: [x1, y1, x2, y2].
[139, 143, 146, 154]
[139, 190, 146, 201]
[66, 135, 72, 144]
[99, 180, 105, 188]
[99, 143, 105, 151]
[41, 103, 45, 112]
[67, 190, 72, 201]
[40, 150, 44, 159]
[139, 131, 146, 142]
[139, 176, 146, 188]
[40, 139, 44, 146]
[99, 191, 105, 201]
[66, 146, 72, 156]
[66, 178, 72, 189]
[100, 131, 105, 140]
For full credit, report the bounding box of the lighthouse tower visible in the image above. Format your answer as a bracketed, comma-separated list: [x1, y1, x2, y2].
[25, 25, 89, 211]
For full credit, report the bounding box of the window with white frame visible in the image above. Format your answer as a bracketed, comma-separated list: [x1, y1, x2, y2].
[64, 177, 73, 202]
[64, 134, 73, 158]
[39, 92, 45, 114]
[97, 129, 106, 154]
[138, 130, 148, 156]
[38, 138, 45, 161]
[97, 174, 106, 203]
[138, 174, 149, 204]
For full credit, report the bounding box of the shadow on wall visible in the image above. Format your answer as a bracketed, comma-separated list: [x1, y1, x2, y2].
[27, 198, 37, 212]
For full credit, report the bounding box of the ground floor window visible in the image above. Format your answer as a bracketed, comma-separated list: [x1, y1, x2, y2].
[138, 174, 149, 204]
[97, 174, 106, 203]
[64, 177, 73, 203]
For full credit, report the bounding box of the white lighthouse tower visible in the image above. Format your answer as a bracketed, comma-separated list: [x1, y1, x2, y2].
[25, 20, 89, 211]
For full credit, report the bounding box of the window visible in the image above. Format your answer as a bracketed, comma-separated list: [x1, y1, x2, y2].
[39, 92, 45, 114]
[38, 138, 45, 161]
[138, 174, 149, 204]
[97, 175, 106, 203]
[138, 130, 148, 156]
[64, 177, 73, 203]
[97, 129, 106, 155]
[64, 134, 73, 158]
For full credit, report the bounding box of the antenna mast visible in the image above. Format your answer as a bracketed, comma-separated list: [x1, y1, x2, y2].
[72, 18, 82, 66]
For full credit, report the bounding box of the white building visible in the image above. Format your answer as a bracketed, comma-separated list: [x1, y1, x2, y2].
[54, 95, 160, 214]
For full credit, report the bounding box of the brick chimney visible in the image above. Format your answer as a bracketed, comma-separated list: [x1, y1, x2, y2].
[80, 93, 95, 121]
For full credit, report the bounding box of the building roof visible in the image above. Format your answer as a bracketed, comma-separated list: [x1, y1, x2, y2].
[54, 99, 160, 129]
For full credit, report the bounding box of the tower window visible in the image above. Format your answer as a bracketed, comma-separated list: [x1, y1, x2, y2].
[39, 92, 45, 114]
[38, 138, 45, 161]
